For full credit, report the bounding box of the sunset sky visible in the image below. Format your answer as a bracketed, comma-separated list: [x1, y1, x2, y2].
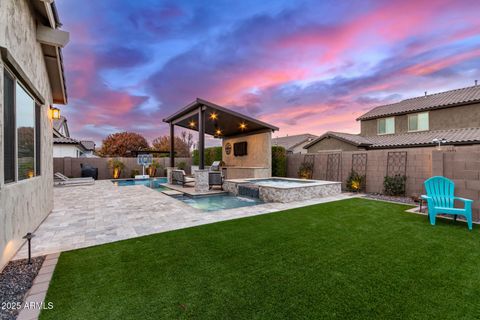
[56, 0, 480, 145]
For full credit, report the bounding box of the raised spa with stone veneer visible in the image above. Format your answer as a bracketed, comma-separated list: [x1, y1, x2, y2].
[223, 177, 342, 203]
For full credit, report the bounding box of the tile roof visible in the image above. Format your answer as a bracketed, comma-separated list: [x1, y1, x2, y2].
[53, 136, 79, 144]
[303, 132, 370, 149]
[272, 134, 318, 151]
[357, 85, 480, 120]
[80, 140, 95, 151]
[305, 128, 480, 149]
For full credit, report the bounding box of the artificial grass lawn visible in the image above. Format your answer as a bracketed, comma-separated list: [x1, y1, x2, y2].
[41, 198, 480, 319]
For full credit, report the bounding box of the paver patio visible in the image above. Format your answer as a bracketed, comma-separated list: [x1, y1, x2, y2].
[14, 180, 355, 259]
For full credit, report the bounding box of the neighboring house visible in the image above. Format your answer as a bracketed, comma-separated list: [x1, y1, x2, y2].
[80, 140, 96, 157]
[53, 116, 96, 157]
[272, 134, 317, 154]
[305, 85, 480, 152]
[0, 0, 69, 270]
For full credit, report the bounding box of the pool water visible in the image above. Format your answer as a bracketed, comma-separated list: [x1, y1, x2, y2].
[112, 177, 168, 189]
[248, 178, 315, 187]
[178, 195, 263, 212]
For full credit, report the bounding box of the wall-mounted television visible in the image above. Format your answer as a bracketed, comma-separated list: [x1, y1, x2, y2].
[233, 142, 248, 156]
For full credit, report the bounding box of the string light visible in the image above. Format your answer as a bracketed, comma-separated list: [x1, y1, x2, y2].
[239, 122, 247, 130]
[189, 120, 196, 128]
[209, 112, 218, 120]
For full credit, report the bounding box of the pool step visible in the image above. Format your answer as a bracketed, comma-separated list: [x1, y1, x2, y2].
[161, 190, 184, 197]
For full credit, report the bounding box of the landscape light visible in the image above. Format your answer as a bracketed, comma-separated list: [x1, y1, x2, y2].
[23, 232, 35, 264]
[50, 106, 61, 120]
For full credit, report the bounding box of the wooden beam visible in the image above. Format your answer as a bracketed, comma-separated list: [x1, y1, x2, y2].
[37, 25, 69, 48]
[40, 0, 56, 28]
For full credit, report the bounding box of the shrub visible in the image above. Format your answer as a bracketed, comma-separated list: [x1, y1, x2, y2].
[383, 175, 407, 196]
[130, 169, 140, 178]
[346, 170, 366, 192]
[192, 147, 222, 166]
[177, 161, 187, 171]
[271, 146, 287, 177]
[298, 161, 314, 179]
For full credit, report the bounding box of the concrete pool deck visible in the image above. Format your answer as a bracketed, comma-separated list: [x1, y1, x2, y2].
[14, 180, 358, 260]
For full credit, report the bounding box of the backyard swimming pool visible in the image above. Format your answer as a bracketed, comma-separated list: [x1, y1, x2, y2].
[112, 177, 263, 211]
[177, 195, 263, 212]
[112, 178, 168, 189]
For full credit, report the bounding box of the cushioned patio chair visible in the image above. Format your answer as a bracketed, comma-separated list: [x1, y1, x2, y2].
[422, 176, 473, 230]
[171, 170, 195, 187]
[54, 172, 95, 187]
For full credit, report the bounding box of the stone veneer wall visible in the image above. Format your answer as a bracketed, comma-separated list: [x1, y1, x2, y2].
[0, 0, 55, 270]
[222, 180, 341, 203]
[54, 157, 193, 179]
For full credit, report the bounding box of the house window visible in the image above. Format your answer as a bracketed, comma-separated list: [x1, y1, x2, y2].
[408, 112, 429, 132]
[3, 68, 41, 183]
[377, 117, 395, 135]
[3, 70, 15, 183]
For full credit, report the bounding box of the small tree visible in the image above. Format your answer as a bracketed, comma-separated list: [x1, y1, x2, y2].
[100, 132, 149, 157]
[152, 132, 191, 157]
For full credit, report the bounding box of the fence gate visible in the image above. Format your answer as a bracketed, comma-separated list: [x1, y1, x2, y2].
[387, 151, 407, 176]
[326, 153, 341, 181]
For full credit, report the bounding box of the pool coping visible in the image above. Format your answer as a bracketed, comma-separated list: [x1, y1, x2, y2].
[225, 177, 342, 190]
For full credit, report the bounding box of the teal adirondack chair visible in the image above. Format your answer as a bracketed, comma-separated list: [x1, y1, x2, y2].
[421, 176, 473, 230]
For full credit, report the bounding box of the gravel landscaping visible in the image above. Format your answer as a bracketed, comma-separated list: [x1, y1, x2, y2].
[0, 256, 45, 320]
[363, 193, 417, 205]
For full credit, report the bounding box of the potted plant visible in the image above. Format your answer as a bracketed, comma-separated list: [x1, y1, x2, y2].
[108, 158, 125, 179]
[147, 160, 162, 177]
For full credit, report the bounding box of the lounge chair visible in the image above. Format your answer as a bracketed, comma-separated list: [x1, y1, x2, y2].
[54, 172, 94, 186]
[171, 170, 195, 187]
[421, 176, 473, 230]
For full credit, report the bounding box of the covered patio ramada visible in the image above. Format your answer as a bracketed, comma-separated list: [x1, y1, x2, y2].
[163, 98, 278, 192]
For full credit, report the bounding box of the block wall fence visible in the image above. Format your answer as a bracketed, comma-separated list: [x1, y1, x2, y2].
[54, 157, 192, 180]
[287, 146, 480, 221]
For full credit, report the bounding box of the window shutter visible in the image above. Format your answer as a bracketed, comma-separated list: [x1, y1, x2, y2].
[3, 71, 15, 183]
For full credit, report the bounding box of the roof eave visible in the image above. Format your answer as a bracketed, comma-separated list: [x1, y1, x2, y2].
[163, 98, 279, 132]
[356, 100, 480, 121]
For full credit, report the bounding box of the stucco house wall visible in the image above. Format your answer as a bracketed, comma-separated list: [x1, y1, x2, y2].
[0, 0, 55, 270]
[53, 144, 84, 158]
[222, 131, 272, 179]
[360, 103, 480, 137]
